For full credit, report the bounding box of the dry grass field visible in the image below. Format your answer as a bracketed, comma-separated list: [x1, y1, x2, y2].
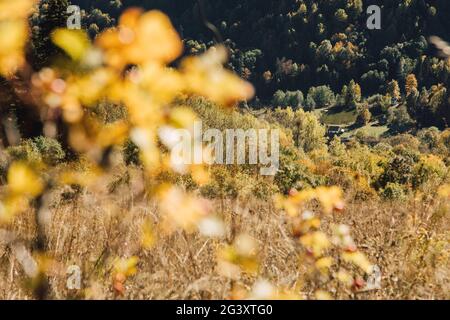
[1, 165, 448, 300]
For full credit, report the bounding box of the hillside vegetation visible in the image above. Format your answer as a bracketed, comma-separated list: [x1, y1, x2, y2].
[0, 0, 448, 300]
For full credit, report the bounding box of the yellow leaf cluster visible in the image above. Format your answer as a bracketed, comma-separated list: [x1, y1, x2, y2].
[0, 163, 43, 223]
[217, 234, 259, 278]
[7, 162, 43, 197]
[0, 0, 35, 76]
[341, 251, 374, 274]
[113, 256, 139, 277]
[97, 9, 182, 68]
[158, 186, 211, 233]
[275, 186, 344, 216]
[34, 9, 255, 175]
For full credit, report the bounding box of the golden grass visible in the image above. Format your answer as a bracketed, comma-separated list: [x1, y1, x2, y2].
[1, 168, 448, 300]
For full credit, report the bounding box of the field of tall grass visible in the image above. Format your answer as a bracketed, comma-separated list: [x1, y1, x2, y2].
[1, 163, 448, 299]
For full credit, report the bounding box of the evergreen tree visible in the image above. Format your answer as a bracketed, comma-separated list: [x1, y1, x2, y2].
[30, 0, 70, 68]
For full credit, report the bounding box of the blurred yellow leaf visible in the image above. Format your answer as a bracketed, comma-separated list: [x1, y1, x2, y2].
[7, 163, 43, 197]
[113, 256, 139, 277]
[0, 0, 36, 20]
[336, 269, 354, 287]
[181, 46, 254, 106]
[315, 256, 333, 273]
[97, 9, 182, 68]
[300, 231, 330, 258]
[158, 186, 211, 232]
[0, 0, 35, 76]
[52, 29, 91, 61]
[97, 121, 129, 147]
[342, 251, 373, 274]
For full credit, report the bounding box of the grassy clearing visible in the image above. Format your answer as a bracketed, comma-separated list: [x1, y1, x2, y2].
[341, 124, 390, 139]
[320, 107, 358, 125]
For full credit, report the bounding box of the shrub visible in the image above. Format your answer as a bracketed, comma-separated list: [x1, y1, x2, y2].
[274, 145, 327, 194]
[356, 106, 372, 126]
[412, 154, 447, 189]
[387, 105, 415, 132]
[93, 100, 127, 124]
[306, 85, 336, 110]
[272, 90, 304, 109]
[6, 136, 65, 165]
[386, 133, 420, 150]
[200, 166, 276, 199]
[32, 136, 65, 165]
[373, 142, 393, 154]
[439, 129, 450, 160]
[377, 147, 420, 189]
[417, 127, 441, 153]
[274, 146, 303, 194]
[7, 142, 41, 164]
[334, 143, 387, 184]
[381, 182, 407, 200]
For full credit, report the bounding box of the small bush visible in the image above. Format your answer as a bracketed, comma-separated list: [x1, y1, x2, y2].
[7, 142, 41, 164]
[306, 85, 336, 110]
[381, 182, 407, 200]
[412, 154, 447, 189]
[387, 105, 415, 132]
[200, 166, 276, 199]
[373, 142, 393, 154]
[274, 146, 326, 194]
[387, 133, 420, 150]
[356, 106, 372, 126]
[417, 127, 440, 153]
[7, 136, 65, 165]
[93, 100, 127, 124]
[377, 149, 418, 189]
[272, 90, 304, 109]
[32, 136, 66, 165]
